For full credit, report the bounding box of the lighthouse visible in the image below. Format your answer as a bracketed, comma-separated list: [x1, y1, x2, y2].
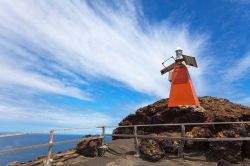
[160, 47, 200, 108]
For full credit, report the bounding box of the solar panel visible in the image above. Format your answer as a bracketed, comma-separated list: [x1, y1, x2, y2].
[160, 63, 175, 75]
[182, 55, 198, 67]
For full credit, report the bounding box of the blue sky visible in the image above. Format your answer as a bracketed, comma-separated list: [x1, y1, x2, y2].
[0, 0, 250, 132]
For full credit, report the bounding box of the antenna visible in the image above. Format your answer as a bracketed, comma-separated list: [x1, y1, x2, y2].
[161, 56, 175, 67]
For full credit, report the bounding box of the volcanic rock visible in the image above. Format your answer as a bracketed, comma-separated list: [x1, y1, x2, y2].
[186, 126, 213, 138]
[113, 96, 250, 162]
[76, 135, 102, 157]
[207, 141, 243, 163]
[139, 134, 165, 161]
[217, 159, 233, 166]
[185, 126, 213, 149]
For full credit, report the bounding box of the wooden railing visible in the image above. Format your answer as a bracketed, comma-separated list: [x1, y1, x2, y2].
[0, 121, 250, 166]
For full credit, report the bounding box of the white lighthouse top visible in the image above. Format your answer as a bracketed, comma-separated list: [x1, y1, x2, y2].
[175, 47, 182, 51]
[175, 47, 183, 59]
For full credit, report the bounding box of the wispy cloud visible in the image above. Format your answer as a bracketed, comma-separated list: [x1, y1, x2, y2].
[0, 0, 210, 130]
[0, 58, 90, 100]
[225, 52, 250, 82]
[0, 101, 115, 132]
[0, 0, 208, 97]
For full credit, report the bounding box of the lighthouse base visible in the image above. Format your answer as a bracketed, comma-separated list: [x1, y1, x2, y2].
[168, 64, 200, 108]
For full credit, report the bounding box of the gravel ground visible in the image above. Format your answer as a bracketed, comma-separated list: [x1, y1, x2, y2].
[72, 139, 244, 166]
[9, 138, 247, 166]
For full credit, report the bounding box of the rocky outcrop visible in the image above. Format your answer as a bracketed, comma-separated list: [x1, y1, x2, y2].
[113, 96, 250, 162]
[139, 132, 178, 161]
[76, 135, 103, 157]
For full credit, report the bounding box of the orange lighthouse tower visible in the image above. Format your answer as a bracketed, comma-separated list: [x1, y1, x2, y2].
[160, 47, 200, 108]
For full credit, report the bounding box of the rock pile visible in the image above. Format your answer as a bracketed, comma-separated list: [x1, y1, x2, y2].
[113, 96, 250, 162]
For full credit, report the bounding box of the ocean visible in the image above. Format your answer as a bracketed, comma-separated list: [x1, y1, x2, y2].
[0, 134, 111, 166]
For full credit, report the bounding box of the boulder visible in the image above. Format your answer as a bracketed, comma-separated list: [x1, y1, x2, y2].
[185, 127, 213, 149]
[76, 135, 102, 157]
[159, 139, 176, 153]
[139, 132, 179, 161]
[139, 134, 165, 161]
[186, 127, 213, 138]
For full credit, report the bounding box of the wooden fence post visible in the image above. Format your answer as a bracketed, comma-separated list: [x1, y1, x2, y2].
[102, 126, 105, 145]
[45, 130, 54, 166]
[133, 126, 139, 157]
[178, 125, 185, 158]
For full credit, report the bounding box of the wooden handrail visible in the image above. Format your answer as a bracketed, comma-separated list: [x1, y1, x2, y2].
[0, 121, 250, 163]
[1, 121, 249, 138]
[103, 121, 250, 128]
[0, 136, 104, 155]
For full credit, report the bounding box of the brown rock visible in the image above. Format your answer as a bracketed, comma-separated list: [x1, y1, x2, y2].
[207, 141, 243, 163]
[159, 139, 177, 153]
[243, 139, 250, 158]
[113, 96, 250, 162]
[186, 127, 213, 138]
[217, 159, 233, 166]
[76, 135, 102, 157]
[139, 134, 165, 161]
[185, 127, 213, 150]
[243, 159, 250, 166]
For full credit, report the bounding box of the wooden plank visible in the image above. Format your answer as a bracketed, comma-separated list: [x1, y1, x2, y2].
[102, 126, 106, 146]
[46, 130, 54, 166]
[104, 121, 250, 128]
[0, 121, 250, 157]
[133, 126, 139, 156]
[0, 143, 49, 155]
[0, 130, 51, 138]
[108, 134, 182, 140]
[106, 134, 250, 141]
[178, 125, 185, 158]
[0, 136, 104, 155]
[1, 121, 249, 138]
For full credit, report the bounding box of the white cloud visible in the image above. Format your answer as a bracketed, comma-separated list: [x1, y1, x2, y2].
[225, 52, 250, 81]
[0, 0, 211, 131]
[0, 60, 89, 100]
[0, 0, 208, 98]
[0, 102, 115, 131]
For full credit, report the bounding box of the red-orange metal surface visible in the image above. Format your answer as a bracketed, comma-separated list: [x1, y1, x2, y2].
[168, 64, 200, 107]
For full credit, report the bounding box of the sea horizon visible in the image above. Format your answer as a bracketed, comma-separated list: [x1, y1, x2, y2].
[0, 133, 111, 166]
